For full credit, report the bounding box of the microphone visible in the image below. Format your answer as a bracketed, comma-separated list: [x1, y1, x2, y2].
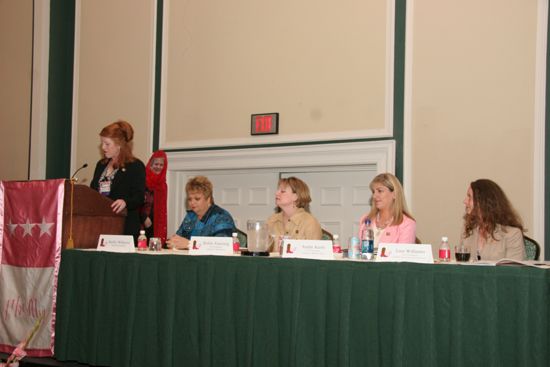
[67, 162, 88, 249]
[71, 163, 88, 181]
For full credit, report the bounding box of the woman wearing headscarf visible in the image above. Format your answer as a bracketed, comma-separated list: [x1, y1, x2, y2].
[140, 150, 168, 244]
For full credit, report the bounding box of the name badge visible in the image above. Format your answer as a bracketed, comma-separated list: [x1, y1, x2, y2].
[281, 239, 334, 260]
[376, 243, 434, 264]
[188, 236, 233, 256]
[99, 180, 111, 195]
[97, 235, 135, 253]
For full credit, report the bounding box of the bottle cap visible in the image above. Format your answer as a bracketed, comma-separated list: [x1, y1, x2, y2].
[232, 232, 238, 237]
[441, 236, 448, 241]
[140, 230, 145, 234]
[333, 234, 339, 240]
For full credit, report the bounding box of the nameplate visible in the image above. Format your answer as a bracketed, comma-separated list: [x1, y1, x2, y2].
[97, 235, 135, 253]
[376, 243, 434, 264]
[281, 239, 334, 260]
[188, 236, 233, 256]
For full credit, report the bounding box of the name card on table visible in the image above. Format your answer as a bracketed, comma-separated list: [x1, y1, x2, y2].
[97, 235, 135, 253]
[281, 239, 334, 260]
[376, 243, 434, 264]
[188, 236, 233, 256]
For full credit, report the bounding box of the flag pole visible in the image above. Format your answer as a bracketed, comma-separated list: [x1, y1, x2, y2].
[66, 178, 76, 249]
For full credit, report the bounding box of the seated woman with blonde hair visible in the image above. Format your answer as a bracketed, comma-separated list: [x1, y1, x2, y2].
[266, 176, 322, 250]
[167, 176, 235, 249]
[358, 173, 416, 247]
[460, 179, 525, 261]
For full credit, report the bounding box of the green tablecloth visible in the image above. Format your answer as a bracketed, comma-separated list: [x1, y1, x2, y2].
[54, 250, 550, 367]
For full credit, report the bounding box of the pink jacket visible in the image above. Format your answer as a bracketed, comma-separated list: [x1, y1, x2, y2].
[358, 213, 416, 244]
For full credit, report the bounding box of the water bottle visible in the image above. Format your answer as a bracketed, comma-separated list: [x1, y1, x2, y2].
[332, 234, 342, 253]
[361, 219, 374, 260]
[232, 232, 240, 253]
[349, 236, 360, 259]
[137, 230, 147, 251]
[439, 236, 451, 262]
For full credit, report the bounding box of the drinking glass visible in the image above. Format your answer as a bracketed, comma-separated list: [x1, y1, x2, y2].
[454, 244, 471, 262]
[149, 237, 161, 251]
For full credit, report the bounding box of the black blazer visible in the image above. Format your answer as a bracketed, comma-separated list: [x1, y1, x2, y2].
[90, 159, 146, 239]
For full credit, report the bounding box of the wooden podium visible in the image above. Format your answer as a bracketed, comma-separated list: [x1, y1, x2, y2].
[62, 181, 127, 249]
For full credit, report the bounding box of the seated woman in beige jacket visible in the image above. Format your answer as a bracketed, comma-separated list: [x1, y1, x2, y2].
[266, 176, 322, 251]
[460, 179, 525, 261]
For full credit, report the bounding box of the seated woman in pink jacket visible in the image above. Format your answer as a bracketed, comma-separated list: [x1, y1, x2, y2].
[358, 173, 416, 247]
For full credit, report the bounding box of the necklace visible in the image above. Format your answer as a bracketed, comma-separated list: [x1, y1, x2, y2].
[376, 212, 393, 229]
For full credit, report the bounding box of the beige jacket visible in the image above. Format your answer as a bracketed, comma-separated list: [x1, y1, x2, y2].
[266, 208, 322, 251]
[460, 225, 525, 261]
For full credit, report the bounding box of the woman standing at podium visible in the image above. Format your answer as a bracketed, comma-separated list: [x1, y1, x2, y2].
[90, 120, 145, 241]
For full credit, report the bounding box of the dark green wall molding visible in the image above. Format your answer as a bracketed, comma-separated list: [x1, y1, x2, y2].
[46, 0, 75, 179]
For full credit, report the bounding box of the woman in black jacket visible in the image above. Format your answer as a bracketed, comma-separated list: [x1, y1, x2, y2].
[90, 120, 145, 241]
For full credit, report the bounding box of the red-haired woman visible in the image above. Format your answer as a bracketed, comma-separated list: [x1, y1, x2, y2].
[90, 120, 145, 240]
[461, 179, 525, 261]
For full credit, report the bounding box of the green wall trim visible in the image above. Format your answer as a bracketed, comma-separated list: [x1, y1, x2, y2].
[393, 0, 406, 182]
[46, 0, 75, 179]
[162, 137, 396, 153]
[152, 0, 163, 152]
[545, 3, 550, 260]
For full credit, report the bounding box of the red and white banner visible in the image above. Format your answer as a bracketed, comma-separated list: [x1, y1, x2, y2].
[0, 179, 65, 357]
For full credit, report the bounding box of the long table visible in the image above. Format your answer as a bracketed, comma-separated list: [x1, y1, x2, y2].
[54, 250, 550, 367]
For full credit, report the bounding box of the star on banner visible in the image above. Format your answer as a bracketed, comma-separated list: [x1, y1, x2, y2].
[20, 219, 35, 237]
[38, 217, 54, 237]
[7, 219, 18, 235]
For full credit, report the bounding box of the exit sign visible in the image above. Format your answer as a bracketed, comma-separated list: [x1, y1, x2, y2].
[251, 113, 279, 135]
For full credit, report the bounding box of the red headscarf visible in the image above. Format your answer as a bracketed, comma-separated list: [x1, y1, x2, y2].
[145, 150, 168, 243]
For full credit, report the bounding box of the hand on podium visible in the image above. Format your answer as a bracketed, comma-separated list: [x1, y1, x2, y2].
[111, 199, 127, 214]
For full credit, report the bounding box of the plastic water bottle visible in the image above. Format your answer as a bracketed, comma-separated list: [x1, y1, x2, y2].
[137, 230, 147, 251]
[232, 232, 240, 253]
[349, 237, 360, 259]
[439, 236, 450, 262]
[332, 234, 342, 253]
[361, 219, 374, 260]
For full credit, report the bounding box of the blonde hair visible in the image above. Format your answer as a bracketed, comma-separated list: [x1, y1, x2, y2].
[277, 176, 312, 211]
[367, 173, 413, 225]
[186, 176, 214, 204]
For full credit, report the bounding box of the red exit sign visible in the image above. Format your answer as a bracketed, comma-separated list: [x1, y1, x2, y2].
[251, 113, 279, 135]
